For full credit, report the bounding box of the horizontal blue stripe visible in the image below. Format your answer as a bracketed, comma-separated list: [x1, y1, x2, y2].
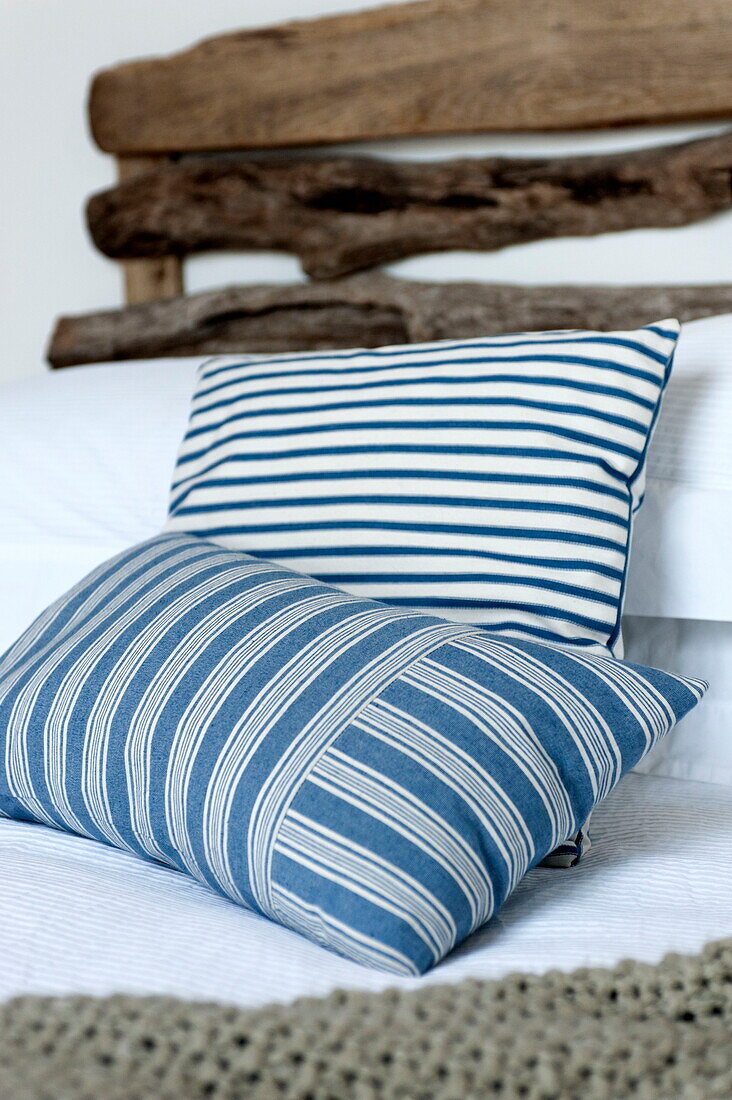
[239, 544, 624, 581]
[177, 421, 642, 467]
[645, 324, 680, 340]
[199, 336, 671, 385]
[313, 572, 617, 607]
[172, 493, 628, 530]
[192, 519, 627, 553]
[184, 395, 648, 444]
[379, 597, 613, 633]
[171, 444, 630, 497]
[468, 623, 604, 646]
[193, 371, 657, 417]
[169, 467, 629, 513]
[197, 352, 665, 405]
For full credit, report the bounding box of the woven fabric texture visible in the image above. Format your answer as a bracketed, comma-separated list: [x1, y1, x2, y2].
[0, 534, 704, 975]
[1, 937, 730, 1099]
[166, 325, 680, 654]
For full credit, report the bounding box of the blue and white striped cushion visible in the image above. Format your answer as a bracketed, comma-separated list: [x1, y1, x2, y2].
[0, 535, 705, 975]
[166, 325, 680, 655]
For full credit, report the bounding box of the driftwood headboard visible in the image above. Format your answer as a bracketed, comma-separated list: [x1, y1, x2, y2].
[48, 0, 732, 368]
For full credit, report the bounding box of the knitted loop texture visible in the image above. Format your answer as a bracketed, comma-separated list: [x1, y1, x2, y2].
[2, 937, 731, 1099]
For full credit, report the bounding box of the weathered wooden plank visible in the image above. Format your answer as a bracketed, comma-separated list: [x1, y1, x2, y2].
[89, 0, 732, 155]
[116, 156, 184, 303]
[88, 134, 732, 279]
[47, 274, 732, 368]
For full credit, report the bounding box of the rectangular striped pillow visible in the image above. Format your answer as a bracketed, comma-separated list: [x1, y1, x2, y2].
[0, 535, 705, 974]
[165, 324, 680, 656]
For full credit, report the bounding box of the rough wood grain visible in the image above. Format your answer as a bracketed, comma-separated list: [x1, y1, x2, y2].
[88, 134, 732, 279]
[116, 156, 184, 302]
[48, 274, 732, 368]
[88, 0, 732, 154]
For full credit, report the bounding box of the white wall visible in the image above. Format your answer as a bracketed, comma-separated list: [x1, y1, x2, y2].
[1, 0, 731, 384]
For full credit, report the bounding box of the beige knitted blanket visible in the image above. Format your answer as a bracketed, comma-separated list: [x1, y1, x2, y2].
[2, 937, 731, 1099]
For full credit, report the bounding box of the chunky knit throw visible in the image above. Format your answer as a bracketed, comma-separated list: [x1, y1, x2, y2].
[2, 938, 731, 1099]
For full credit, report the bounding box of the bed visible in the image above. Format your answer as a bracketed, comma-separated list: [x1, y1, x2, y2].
[4, 774, 732, 1008]
[4, 2, 732, 1096]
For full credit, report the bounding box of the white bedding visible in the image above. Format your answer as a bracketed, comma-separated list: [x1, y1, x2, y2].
[3, 773, 731, 1009]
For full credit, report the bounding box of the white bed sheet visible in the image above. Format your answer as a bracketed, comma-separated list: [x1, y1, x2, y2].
[3, 773, 731, 1009]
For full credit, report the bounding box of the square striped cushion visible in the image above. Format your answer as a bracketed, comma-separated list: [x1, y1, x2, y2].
[0, 535, 705, 975]
[166, 324, 680, 656]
